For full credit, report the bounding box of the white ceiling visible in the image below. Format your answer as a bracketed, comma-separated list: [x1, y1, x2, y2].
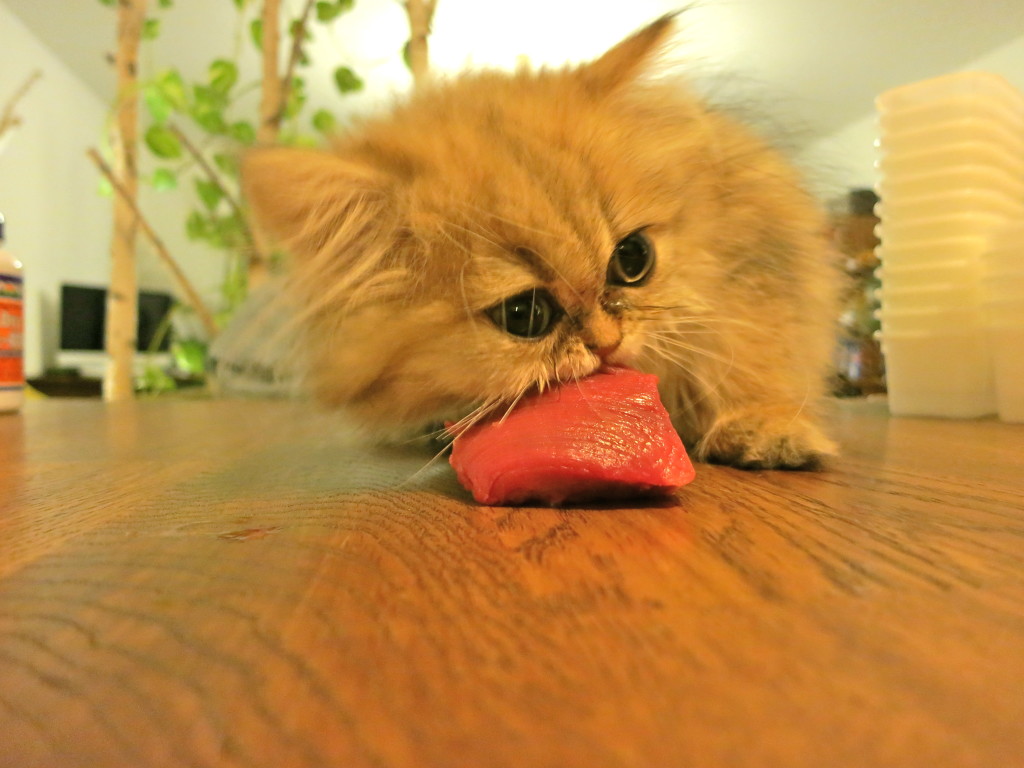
[5, 0, 1024, 147]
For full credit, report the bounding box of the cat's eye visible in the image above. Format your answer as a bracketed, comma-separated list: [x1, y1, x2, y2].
[608, 231, 655, 286]
[487, 289, 561, 339]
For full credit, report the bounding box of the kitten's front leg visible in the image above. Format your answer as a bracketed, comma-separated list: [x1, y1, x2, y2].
[694, 404, 837, 470]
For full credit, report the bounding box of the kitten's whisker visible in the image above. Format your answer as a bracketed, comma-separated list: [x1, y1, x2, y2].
[641, 314, 770, 335]
[402, 398, 504, 485]
[633, 307, 758, 326]
[646, 344, 731, 407]
[632, 304, 692, 313]
[445, 400, 499, 438]
[497, 387, 529, 424]
[644, 323, 745, 401]
[642, 325, 721, 336]
[571, 371, 609, 423]
[400, 441, 453, 487]
[786, 380, 813, 428]
[645, 332, 742, 371]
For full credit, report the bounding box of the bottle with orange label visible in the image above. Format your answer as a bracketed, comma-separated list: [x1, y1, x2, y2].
[0, 213, 25, 413]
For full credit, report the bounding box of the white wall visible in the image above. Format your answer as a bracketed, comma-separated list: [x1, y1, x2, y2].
[0, 0, 224, 378]
[0, 1, 111, 377]
[802, 32, 1024, 195]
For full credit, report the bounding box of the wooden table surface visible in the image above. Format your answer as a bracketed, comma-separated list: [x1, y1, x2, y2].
[1, 398, 1022, 768]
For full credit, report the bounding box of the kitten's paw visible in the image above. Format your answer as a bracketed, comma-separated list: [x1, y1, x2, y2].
[696, 411, 837, 470]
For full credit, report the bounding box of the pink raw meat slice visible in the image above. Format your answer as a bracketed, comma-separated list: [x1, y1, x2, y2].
[448, 367, 695, 506]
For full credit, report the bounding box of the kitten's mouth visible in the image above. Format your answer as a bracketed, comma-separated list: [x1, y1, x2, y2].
[445, 363, 644, 443]
[602, 348, 633, 369]
[447, 345, 644, 441]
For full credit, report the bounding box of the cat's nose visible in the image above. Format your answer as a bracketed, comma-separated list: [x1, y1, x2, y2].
[584, 310, 623, 360]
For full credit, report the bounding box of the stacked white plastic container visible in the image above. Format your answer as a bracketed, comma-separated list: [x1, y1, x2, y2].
[982, 222, 1024, 421]
[875, 71, 1024, 420]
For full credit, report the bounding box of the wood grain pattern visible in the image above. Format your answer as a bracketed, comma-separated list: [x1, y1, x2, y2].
[1, 398, 1022, 767]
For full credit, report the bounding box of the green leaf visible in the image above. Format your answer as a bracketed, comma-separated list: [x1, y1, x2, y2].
[315, 1, 342, 21]
[195, 110, 228, 135]
[151, 168, 178, 191]
[191, 85, 228, 134]
[284, 95, 304, 119]
[156, 69, 187, 109]
[172, 339, 207, 376]
[333, 66, 363, 94]
[220, 253, 249, 309]
[138, 364, 177, 394]
[97, 0, 115, 7]
[212, 213, 246, 250]
[250, 19, 263, 50]
[209, 59, 238, 94]
[158, 0, 174, 8]
[144, 124, 182, 159]
[213, 153, 239, 178]
[229, 121, 256, 145]
[320, 0, 355, 20]
[311, 109, 336, 134]
[142, 83, 172, 123]
[142, 18, 160, 40]
[185, 210, 208, 240]
[284, 77, 306, 119]
[192, 84, 228, 112]
[196, 179, 224, 211]
[97, 176, 113, 197]
[402, 40, 412, 71]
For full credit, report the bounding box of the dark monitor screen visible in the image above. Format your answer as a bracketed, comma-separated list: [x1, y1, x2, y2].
[60, 284, 174, 352]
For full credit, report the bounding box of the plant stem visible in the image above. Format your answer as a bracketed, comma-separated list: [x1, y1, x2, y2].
[404, 0, 437, 88]
[106, 0, 148, 402]
[167, 122, 263, 268]
[257, 0, 282, 145]
[0, 70, 42, 143]
[89, 148, 220, 340]
[276, 0, 317, 124]
[251, 0, 289, 290]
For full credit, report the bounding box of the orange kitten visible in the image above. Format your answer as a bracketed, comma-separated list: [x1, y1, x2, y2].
[242, 15, 839, 469]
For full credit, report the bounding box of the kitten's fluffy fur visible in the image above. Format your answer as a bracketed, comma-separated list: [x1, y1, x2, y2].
[243, 16, 839, 469]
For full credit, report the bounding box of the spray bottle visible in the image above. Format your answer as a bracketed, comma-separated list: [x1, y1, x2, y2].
[0, 213, 25, 412]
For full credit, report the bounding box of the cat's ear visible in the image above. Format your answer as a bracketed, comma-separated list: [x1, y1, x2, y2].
[580, 12, 678, 94]
[242, 146, 391, 260]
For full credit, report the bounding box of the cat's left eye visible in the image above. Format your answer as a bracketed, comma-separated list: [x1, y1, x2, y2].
[608, 231, 655, 286]
[487, 289, 561, 339]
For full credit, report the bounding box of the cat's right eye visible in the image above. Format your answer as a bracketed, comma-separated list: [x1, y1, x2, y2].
[608, 231, 655, 286]
[487, 289, 561, 339]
